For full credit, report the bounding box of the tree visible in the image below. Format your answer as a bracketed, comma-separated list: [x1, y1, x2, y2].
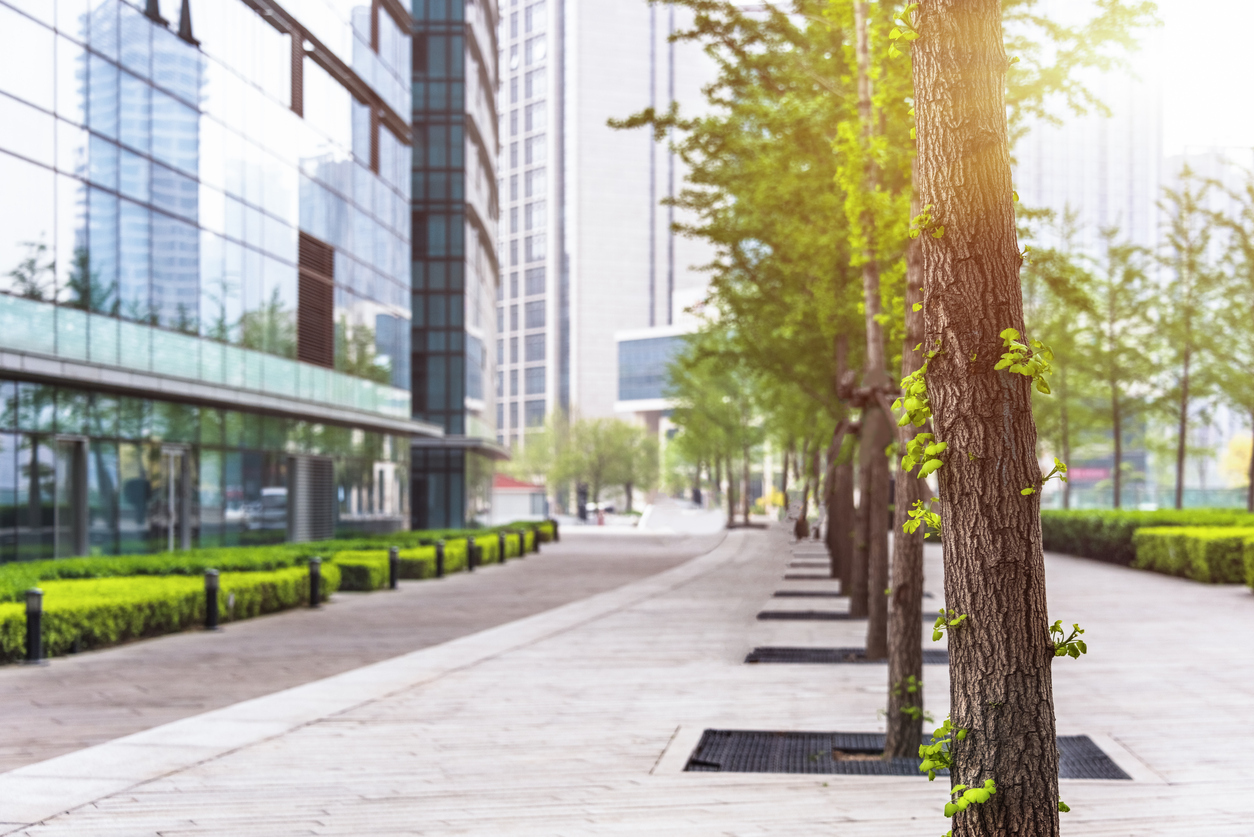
[618, 424, 660, 513]
[1212, 167, 1254, 511]
[911, 2, 1060, 833]
[1157, 166, 1219, 509]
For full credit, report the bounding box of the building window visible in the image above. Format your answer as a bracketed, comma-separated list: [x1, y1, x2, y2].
[509, 44, 519, 69]
[510, 304, 519, 330]
[509, 400, 519, 428]
[497, 306, 504, 331]
[510, 336, 518, 363]
[509, 239, 518, 265]
[510, 142, 518, 167]
[525, 101, 545, 132]
[525, 266, 545, 295]
[510, 76, 518, 103]
[510, 272, 519, 296]
[497, 402, 504, 430]
[525, 166, 546, 196]
[526, 1, 546, 33]
[525, 366, 545, 395]
[525, 332, 545, 361]
[525, 201, 545, 231]
[525, 234, 546, 263]
[509, 206, 518, 233]
[525, 300, 546, 329]
[525, 35, 547, 64]
[525, 135, 546, 165]
[510, 109, 518, 136]
[525, 68, 546, 99]
[509, 368, 518, 395]
[509, 174, 518, 201]
[496, 338, 504, 364]
[497, 371, 504, 397]
[510, 11, 519, 38]
[525, 399, 546, 427]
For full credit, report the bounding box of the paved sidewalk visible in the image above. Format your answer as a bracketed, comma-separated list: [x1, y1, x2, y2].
[0, 530, 721, 772]
[2, 528, 1253, 835]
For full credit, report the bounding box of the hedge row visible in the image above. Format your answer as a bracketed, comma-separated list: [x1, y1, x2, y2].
[1129, 527, 1254, 585]
[0, 521, 554, 603]
[1040, 509, 1254, 567]
[334, 530, 533, 591]
[0, 564, 342, 664]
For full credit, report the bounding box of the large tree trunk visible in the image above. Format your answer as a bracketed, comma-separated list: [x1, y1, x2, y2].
[796, 441, 811, 539]
[884, 187, 927, 758]
[832, 456, 855, 590]
[725, 456, 737, 529]
[781, 446, 790, 510]
[824, 422, 854, 581]
[742, 444, 752, 524]
[1112, 390, 1122, 509]
[913, 3, 1060, 835]
[625, 482, 634, 514]
[1175, 351, 1191, 509]
[853, 0, 891, 661]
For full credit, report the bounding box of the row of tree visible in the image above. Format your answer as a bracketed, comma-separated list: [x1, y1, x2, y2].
[509, 413, 659, 514]
[624, 1, 1156, 834]
[1025, 165, 1254, 511]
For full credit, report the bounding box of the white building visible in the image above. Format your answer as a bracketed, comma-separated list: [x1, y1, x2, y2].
[493, 0, 716, 449]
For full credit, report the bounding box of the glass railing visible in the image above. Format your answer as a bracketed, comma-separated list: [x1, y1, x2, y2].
[0, 295, 412, 420]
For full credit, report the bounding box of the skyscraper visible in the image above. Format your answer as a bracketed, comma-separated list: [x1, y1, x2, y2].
[494, 0, 715, 447]
[409, 0, 504, 528]
[0, 0, 431, 558]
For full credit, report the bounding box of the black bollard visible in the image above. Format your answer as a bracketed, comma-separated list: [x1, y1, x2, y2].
[309, 557, 322, 608]
[204, 569, 220, 631]
[435, 539, 445, 578]
[551, 518, 560, 542]
[388, 545, 399, 589]
[532, 527, 541, 554]
[24, 588, 44, 665]
[514, 530, 525, 559]
[498, 532, 506, 565]
[467, 536, 477, 572]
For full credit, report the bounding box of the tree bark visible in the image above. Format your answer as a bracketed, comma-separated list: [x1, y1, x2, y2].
[824, 421, 854, 580]
[742, 444, 752, 524]
[725, 456, 737, 529]
[1111, 390, 1122, 509]
[853, 0, 892, 659]
[781, 446, 790, 510]
[1175, 350, 1190, 509]
[884, 186, 927, 758]
[796, 440, 811, 539]
[832, 455, 855, 591]
[913, 3, 1060, 835]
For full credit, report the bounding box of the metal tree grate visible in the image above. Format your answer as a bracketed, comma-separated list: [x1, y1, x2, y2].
[773, 591, 845, 598]
[745, 647, 950, 665]
[683, 730, 1130, 780]
[756, 610, 935, 621]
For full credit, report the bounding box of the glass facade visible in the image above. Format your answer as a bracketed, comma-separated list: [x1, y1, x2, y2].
[411, 0, 501, 529]
[0, 0, 420, 556]
[618, 335, 682, 402]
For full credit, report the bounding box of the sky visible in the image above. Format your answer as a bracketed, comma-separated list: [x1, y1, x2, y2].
[1124, 0, 1254, 155]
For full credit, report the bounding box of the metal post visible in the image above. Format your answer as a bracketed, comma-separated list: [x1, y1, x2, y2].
[309, 557, 322, 608]
[388, 545, 399, 589]
[24, 589, 44, 665]
[497, 532, 506, 565]
[435, 539, 445, 578]
[204, 569, 220, 631]
[532, 527, 540, 554]
[467, 536, 477, 572]
[552, 518, 560, 542]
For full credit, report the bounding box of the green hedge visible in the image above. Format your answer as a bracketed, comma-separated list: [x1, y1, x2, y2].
[1041, 510, 1254, 567]
[0, 521, 553, 603]
[1130, 527, 1254, 584]
[332, 531, 535, 591]
[0, 564, 341, 664]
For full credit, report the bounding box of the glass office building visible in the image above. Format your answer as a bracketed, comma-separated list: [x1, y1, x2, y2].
[0, 0, 437, 559]
[410, 0, 503, 529]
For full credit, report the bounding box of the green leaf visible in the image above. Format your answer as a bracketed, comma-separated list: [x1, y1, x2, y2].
[890, 27, 903, 39]
[932, 226, 945, 238]
[932, 630, 943, 642]
[918, 458, 943, 478]
[1059, 800, 1071, 813]
[912, 302, 922, 312]
[1021, 486, 1035, 495]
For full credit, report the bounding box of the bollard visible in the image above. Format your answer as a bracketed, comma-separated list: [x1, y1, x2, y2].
[514, 530, 525, 559]
[467, 536, 477, 572]
[24, 588, 44, 665]
[204, 569, 220, 631]
[551, 518, 560, 542]
[435, 539, 445, 578]
[498, 532, 506, 565]
[532, 527, 541, 554]
[388, 545, 400, 589]
[309, 557, 322, 608]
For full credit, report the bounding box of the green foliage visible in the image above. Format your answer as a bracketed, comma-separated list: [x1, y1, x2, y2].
[904, 498, 941, 537]
[1021, 457, 1068, 496]
[0, 565, 342, 664]
[891, 675, 930, 722]
[1049, 620, 1088, 659]
[918, 715, 965, 780]
[945, 779, 998, 819]
[1039, 509, 1254, 567]
[931, 608, 967, 643]
[1131, 526, 1254, 584]
[996, 327, 1055, 394]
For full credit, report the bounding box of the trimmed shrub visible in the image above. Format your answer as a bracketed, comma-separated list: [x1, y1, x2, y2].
[333, 551, 390, 591]
[1041, 509, 1254, 567]
[0, 564, 341, 664]
[1131, 527, 1254, 583]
